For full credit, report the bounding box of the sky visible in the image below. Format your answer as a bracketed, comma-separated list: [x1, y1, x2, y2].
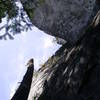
[0, 26, 61, 100]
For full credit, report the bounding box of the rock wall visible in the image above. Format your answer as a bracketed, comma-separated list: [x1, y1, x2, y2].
[21, 0, 97, 44]
[28, 15, 100, 99]
[19, 0, 100, 100]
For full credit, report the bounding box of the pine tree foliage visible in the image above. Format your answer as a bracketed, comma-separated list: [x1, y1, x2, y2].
[0, 0, 33, 40]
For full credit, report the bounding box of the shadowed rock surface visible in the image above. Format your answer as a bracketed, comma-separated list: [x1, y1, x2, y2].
[11, 59, 34, 100]
[28, 11, 100, 100]
[15, 0, 100, 100]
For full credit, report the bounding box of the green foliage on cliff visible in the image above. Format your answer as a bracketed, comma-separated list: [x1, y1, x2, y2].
[22, 2, 35, 20]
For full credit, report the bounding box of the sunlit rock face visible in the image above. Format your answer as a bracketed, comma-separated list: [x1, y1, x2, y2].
[21, 0, 96, 43]
[28, 67, 50, 100]
[28, 46, 65, 100]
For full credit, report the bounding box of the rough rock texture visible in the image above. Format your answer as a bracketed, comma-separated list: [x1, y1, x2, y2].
[21, 0, 97, 44]
[19, 0, 100, 100]
[28, 41, 70, 100]
[27, 17, 100, 100]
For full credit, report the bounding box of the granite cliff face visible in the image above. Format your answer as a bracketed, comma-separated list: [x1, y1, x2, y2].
[27, 20, 100, 100]
[20, 0, 100, 100]
[21, 0, 98, 44]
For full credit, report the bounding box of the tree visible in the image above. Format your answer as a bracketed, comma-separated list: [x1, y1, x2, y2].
[0, 0, 33, 40]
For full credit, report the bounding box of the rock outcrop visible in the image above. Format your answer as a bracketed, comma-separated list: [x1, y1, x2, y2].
[19, 0, 100, 100]
[21, 0, 99, 44]
[11, 59, 34, 100]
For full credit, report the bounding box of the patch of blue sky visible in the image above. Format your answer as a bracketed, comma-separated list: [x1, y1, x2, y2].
[0, 26, 61, 99]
